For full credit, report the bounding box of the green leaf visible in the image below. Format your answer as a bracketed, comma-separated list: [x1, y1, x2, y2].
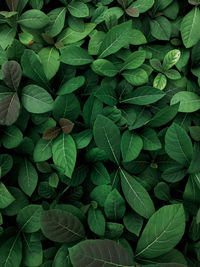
[18, 9, 50, 29]
[21, 49, 50, 89]
[91, 59, 118, 77]
[52, 133, 77, 178]
[163, 49, 181, 71]
[45, 7, 66, 37]
[190, 126, 200, 141]
[2, 60, 22, 90]
[0, 92, 20, 126]
[121, 51, 146, 71]
[181, 7, 200, 48]
[121, 131, 143, 162]
[68, 1, 89, 18]
[0, 235, 22, 267]
[6, 0, 19, 11]
[90, 162, 110, 185]
[150, 16, 172, 41]
[60, 46, 93, 66]
[121, 86, 165, 105]
[148, 103, 179, 127]
[123, 211, 143, 236]
[0, 154, 13, 177]
[165, 69, 181, 80]
[129, 29, 147, 45]
[135, 204, 185, 259]
[18, 158, 38, 196]
[0, 25, 16, 50]
[104, 189, 126, 220]
[58, 23, 95, 45]
[153, 73, 167, 90]
[2, 125, 23, 149]
[53, 94, 80, 121]
[22, 84, 54, 114]
[165, 123, 193, 166]
[122, 68, 148, 86]
[93, 115, 121, 165]
[90, 185, 112, 207]
[33, 139, 52, 162]
[69, 239, 134, 267]
[57, 76, 85, 95]
[94, 85, 117, 106]
[40, 209, 85, 243]
[130, 0, 154, 13]
[141, 127, 162, 151]
[0, 182, 15, 209]
[120, 169, 155, 219]
[38, 47, 60, 80]
[23, 235, 43, 267]
[170, 91, 200, 113]
[98, 21, 132, 58]
[88, 207, 106, 236]
[74, 129, 93, 149]
[16, 204, 43, 233]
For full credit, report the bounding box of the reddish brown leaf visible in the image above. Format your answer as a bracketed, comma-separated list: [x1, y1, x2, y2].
[59, 118, 74, 134]
[6, 0, 19, 11]
[43, 126, 61, 140]
[2, 61, 22, 90]
[0, 93, 20, 125]
[126, 7, 139, 17]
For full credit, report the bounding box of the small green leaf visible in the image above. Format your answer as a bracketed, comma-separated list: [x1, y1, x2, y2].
[141, 127, 162, 151]
[0, 182, 15, 209]
[91, 59, 118, 77]
[121, 51, 146, 71]
[18, 158, 38, 196]
[52, 133, 77, 178]
[68, 1, 89, 18]
[121, 131, 143, 162]
[130, 0, 154, 13]
[150, 16, 172, 41]
[2, 125, 23, 149]
[153, 73, 167, 90]
[163, 49, 181, 70]
[190, 126, 200, 141]
[2, 60, 22, 90]
[122, 68, 148, 86]
[57, 76, 85, 95]
[88, 207, 106, 236]
[93, 115, 121, 165]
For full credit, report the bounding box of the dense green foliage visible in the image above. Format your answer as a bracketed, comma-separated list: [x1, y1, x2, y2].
[0, 0, 200, 266]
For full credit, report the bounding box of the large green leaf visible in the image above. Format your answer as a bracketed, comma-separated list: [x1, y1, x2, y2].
[60, 46, 93, 66]
[120, 169, 155, 219]
[69, 239, 134, 267]
[180, 7, 200, 48]
[18, 9, 50, 29]
[162, 49, 181, 71]
[121, 86, 165, 105]
[0, 235, 22, 267]
[38, 47, 60, 80]
[121, 131, 143, 162]
[18, 158, 38, 196]
[93, 115, 121, 165]
[165, 123, 193, 166]
[41, 209, 85, 243]
[22, 84, 54, 114]
[170, 91, 200, 113]
[52, 133, 77, 178]
[135, 204, 185, 259]
[98, 21, 132, 58]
